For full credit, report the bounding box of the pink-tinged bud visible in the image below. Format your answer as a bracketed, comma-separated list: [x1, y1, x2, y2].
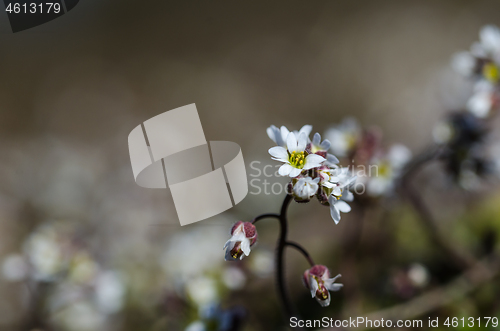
[303, 265, 343, 307]
[224, 222, 258, 261]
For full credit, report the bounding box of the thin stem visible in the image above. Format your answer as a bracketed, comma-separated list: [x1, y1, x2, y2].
[251, 213, 280, 224]
[275, 194, 296, 318]
[285, 241, 315, 267]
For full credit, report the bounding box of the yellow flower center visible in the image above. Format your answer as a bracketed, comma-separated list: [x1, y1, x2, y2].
[231, 243, 242, 259]
[483, 63, 500, 83]
[377, 161, 392, 178]
[289, 151, 306, 169]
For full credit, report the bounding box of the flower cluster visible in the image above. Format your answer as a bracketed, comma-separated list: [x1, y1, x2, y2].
[452, 25, 500, 119]
[433, 25, 500, 188]
[268, 125, 357, 224]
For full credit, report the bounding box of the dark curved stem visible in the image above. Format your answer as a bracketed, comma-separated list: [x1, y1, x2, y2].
[276, 194, 296, 319]
[286, 241, 315, 267]
[251, 194, 312, 328]
[251, 213, 280, 224]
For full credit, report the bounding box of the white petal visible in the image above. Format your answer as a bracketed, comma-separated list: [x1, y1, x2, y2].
[316, 292, 331, 307]
[269, 146, 289, 162]
[267, 126, 277, 144]
[326, 153, 339, 165]
[335, 200, 351, 213]
[342, 190, 354, 202]
[280, 126, 290, 145]
[309, 277, 318, 298]
[223, 239, 234, 250]
[286, 132, 298, 152]
[329, 198, 341, 224]
[241, 239, 251, 256]
[278, 164, 293, 176]
[299, 125, 313, 138]
[312, 132, 321, 146]
[329, 176, 340, 183]
[297, 132, 308, 152]
[322, 181, 334, 188]
[320, 139, 331, 150]
[267, 125, 284, 146]
[288, 167, 302, 178]
[332, 186, 342, 196]
[303, 154, 326, 170]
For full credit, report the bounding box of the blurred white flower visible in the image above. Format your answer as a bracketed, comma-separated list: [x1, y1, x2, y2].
[162, 227, 226, 279]
[408, 263, 430, 288]
[324, 118, 361, 157]
[187, 276, 219, 306]
[433, 121, 455, 144]
[23, 225, 64, 281]
[249, 250, 274, 278]
[1, 254, 28, 281]
[54, 302, 105, 331]
[451, 51, 477, 77]
[222, 267, 246, 290]
[95, 271, 126, 314]
[366, 144, 412, 197]
[466, 88, 494, 118]
[185, 321, 206, 331]
[269, 132, 325, 177]
[69, 252, 99, 284]
[478, 25, 500, 60]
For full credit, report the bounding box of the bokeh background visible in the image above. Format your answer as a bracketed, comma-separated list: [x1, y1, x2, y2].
[1, 1, 500, 330]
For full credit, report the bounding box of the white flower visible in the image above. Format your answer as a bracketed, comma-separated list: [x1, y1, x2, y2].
[293, 176, 320, 200]
[324, 118, 360, 157]
[408, 263, 430, 288]
[303, 265, 342, 307]
[224, 221, 257, 261]
[23, 225, 64, 281]
[467, 88, 494, 118]
[433, 121, 455, 144]
[387, 144, 412, 169]
[185, 321, 206, 331]
[328, 195, 352, 224]
[222, 267, 246, 290]
[267, 124, 312, 147]
[323, 168, 356, 224]
[94, 271, 126, 314]
[479, 25, 500, 59]
[310, 132, 331, 154]
[367, 144, 411, 197]
[187, 276, 219, 306]
[269, 132, 325, 177]
[451, 51, 476, 77]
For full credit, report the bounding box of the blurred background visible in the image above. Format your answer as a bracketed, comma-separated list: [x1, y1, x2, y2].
[1, 1, 500, 330]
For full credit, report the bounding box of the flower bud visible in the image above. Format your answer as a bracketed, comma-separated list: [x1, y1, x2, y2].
[303, 265, 342, 307]
[224, 222, 258, 261]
